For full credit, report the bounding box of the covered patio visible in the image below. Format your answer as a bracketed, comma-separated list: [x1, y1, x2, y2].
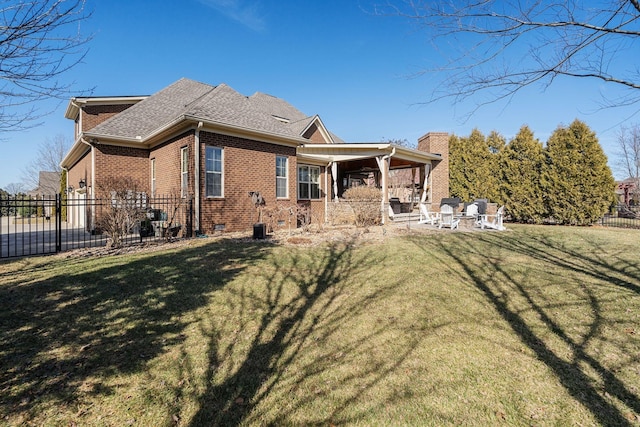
[297, 143, 443, 224]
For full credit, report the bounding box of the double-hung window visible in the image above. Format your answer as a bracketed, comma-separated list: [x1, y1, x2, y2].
[276, 156, 288, 198]
[180, 147, 188, 197]
[298, 165, 320, 199]
[205, 146, 223, 197]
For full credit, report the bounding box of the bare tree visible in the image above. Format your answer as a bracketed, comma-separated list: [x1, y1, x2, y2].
[617, 123, 640, 205]
[5, 182, 27, 195]
[95, 177, 149, 248]
[21, 133, 71, 191]
[0, 0, 91, 132]
[382, 1, 640, 115]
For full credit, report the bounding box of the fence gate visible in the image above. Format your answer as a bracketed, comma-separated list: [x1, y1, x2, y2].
[0, 194, 193, 259]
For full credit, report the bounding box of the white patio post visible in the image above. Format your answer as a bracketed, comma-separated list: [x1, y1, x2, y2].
[421, 163, 431, 203]
[375, 155, 389, 224]
[331, 161, 339, 201]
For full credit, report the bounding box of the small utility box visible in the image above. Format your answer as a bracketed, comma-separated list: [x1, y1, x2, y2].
[253, 223, 266, 239]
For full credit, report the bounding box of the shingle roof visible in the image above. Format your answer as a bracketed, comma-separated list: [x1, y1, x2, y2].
[87, 78, 341, 143]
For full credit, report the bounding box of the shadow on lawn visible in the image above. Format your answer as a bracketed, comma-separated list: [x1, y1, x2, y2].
[186, 237, 423, 426]
[408, 230, 640, 426]
[0, 239, 265, 422]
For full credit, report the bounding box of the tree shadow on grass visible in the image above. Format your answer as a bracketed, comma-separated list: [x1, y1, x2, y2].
[0, 239, 266, 423]
[186, 237, 433, 426]
[407, 230, 640, 426]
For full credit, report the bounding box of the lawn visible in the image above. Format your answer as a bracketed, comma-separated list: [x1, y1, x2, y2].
[1, 225, 639, 426]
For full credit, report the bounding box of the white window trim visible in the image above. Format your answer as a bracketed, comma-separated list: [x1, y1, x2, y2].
[150, 158, 156, 197]
[205, 146, 224, 198]
[298, 164, 321, 200]
[276, 155, 288, 199]
[181, 146, 188, 198]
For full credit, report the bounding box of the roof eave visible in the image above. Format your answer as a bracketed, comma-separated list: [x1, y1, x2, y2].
[299, 143, 442, 163]
[82, 115, 307, 149]
[183, 115, 305, 147]
[60, 137, 90, 169]
[64, 96, 149, 120]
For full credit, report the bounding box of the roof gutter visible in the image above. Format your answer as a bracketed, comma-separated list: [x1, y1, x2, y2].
[83, 115, 307, 149]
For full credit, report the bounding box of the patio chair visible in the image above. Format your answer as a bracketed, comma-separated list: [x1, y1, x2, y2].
[479, 205, 506, 231]
[419, 203, 440, 225]
[464, 203, 479, 224]
[438, 204, 459, 230]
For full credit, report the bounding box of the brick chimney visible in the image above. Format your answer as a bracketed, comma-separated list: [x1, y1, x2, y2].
[417, 132, 449, 208]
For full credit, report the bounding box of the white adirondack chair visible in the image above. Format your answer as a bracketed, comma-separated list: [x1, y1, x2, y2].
[438, 204, 460, 230]
[479, 206, 506, 231]
[419, 203, 440, 225]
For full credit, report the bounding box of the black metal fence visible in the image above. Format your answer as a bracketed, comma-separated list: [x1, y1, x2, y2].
[596, 205, 640, 229]
[0, 194, 192, 258]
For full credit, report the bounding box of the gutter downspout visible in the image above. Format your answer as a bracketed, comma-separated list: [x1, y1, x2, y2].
[80, 137, 95, 231]
[194, 122, 203, 234]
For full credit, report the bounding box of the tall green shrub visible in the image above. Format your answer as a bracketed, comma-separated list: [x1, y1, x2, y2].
[449, 129, 502, 202]
[499, 126, 546, 223]
[543, 120, 615, 225]
[59, 169, 67, 221]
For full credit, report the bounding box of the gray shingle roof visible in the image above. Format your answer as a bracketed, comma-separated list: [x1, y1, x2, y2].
[87, 78, 342, 143]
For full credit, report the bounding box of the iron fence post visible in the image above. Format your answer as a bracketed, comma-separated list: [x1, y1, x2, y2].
[56, 193, 62, 253]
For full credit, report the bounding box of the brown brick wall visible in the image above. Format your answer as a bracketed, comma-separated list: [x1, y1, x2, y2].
[94, 144, 150, 193]
[81, 104, 137, 132]
[303, 123, 327, 143]
[150, 132, 195, 197]
[198, 131, 298, 233]
[67, 150, 92, 194]
[418, 132, 449, 208]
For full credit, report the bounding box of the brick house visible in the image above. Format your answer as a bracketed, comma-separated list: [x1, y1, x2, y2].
[61, 78, 448, 234]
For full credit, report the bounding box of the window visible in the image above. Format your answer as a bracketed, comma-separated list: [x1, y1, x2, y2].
[298, 165, 320, 199]
[150, 158, 156, 197]
[205, 146, 223, 197]
[181, 147, 188, 197]
[276, 156, 288, 198]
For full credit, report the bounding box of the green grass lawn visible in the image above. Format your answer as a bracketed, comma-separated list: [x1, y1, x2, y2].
[1, 225, 640, 426]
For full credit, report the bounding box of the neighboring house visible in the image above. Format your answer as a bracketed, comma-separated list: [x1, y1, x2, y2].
[617, 178, 639, 206]
[27, 171, 60, 219]
[28, 171, 60, 196]
[61, 78, 448, 234]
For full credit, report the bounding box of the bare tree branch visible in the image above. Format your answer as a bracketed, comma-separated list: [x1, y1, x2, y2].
[383, 0, 640, 115]
[0, 0, 92, 132]
[617, 124, 640, 205]
[20, 133, 71, 191]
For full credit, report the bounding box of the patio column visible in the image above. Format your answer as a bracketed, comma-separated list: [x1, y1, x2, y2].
[376, 155, 389, 224]
[421, 163, 431, 203]
[331, 162, 339, 201]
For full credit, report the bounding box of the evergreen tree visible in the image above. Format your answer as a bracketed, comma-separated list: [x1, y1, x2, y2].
[60, 169, 67, 221]
[449, 129, 502, 202]
[544, 120, 616, 225]
[448, 134, 468, 200]
[485, 131, 506, 203]
[500, 126, 546, 223]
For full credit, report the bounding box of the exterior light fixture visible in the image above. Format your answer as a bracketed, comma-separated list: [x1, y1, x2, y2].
[79, 178, 86, 188]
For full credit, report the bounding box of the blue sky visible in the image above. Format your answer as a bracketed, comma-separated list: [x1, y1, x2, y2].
[2, 0, 638, 190]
